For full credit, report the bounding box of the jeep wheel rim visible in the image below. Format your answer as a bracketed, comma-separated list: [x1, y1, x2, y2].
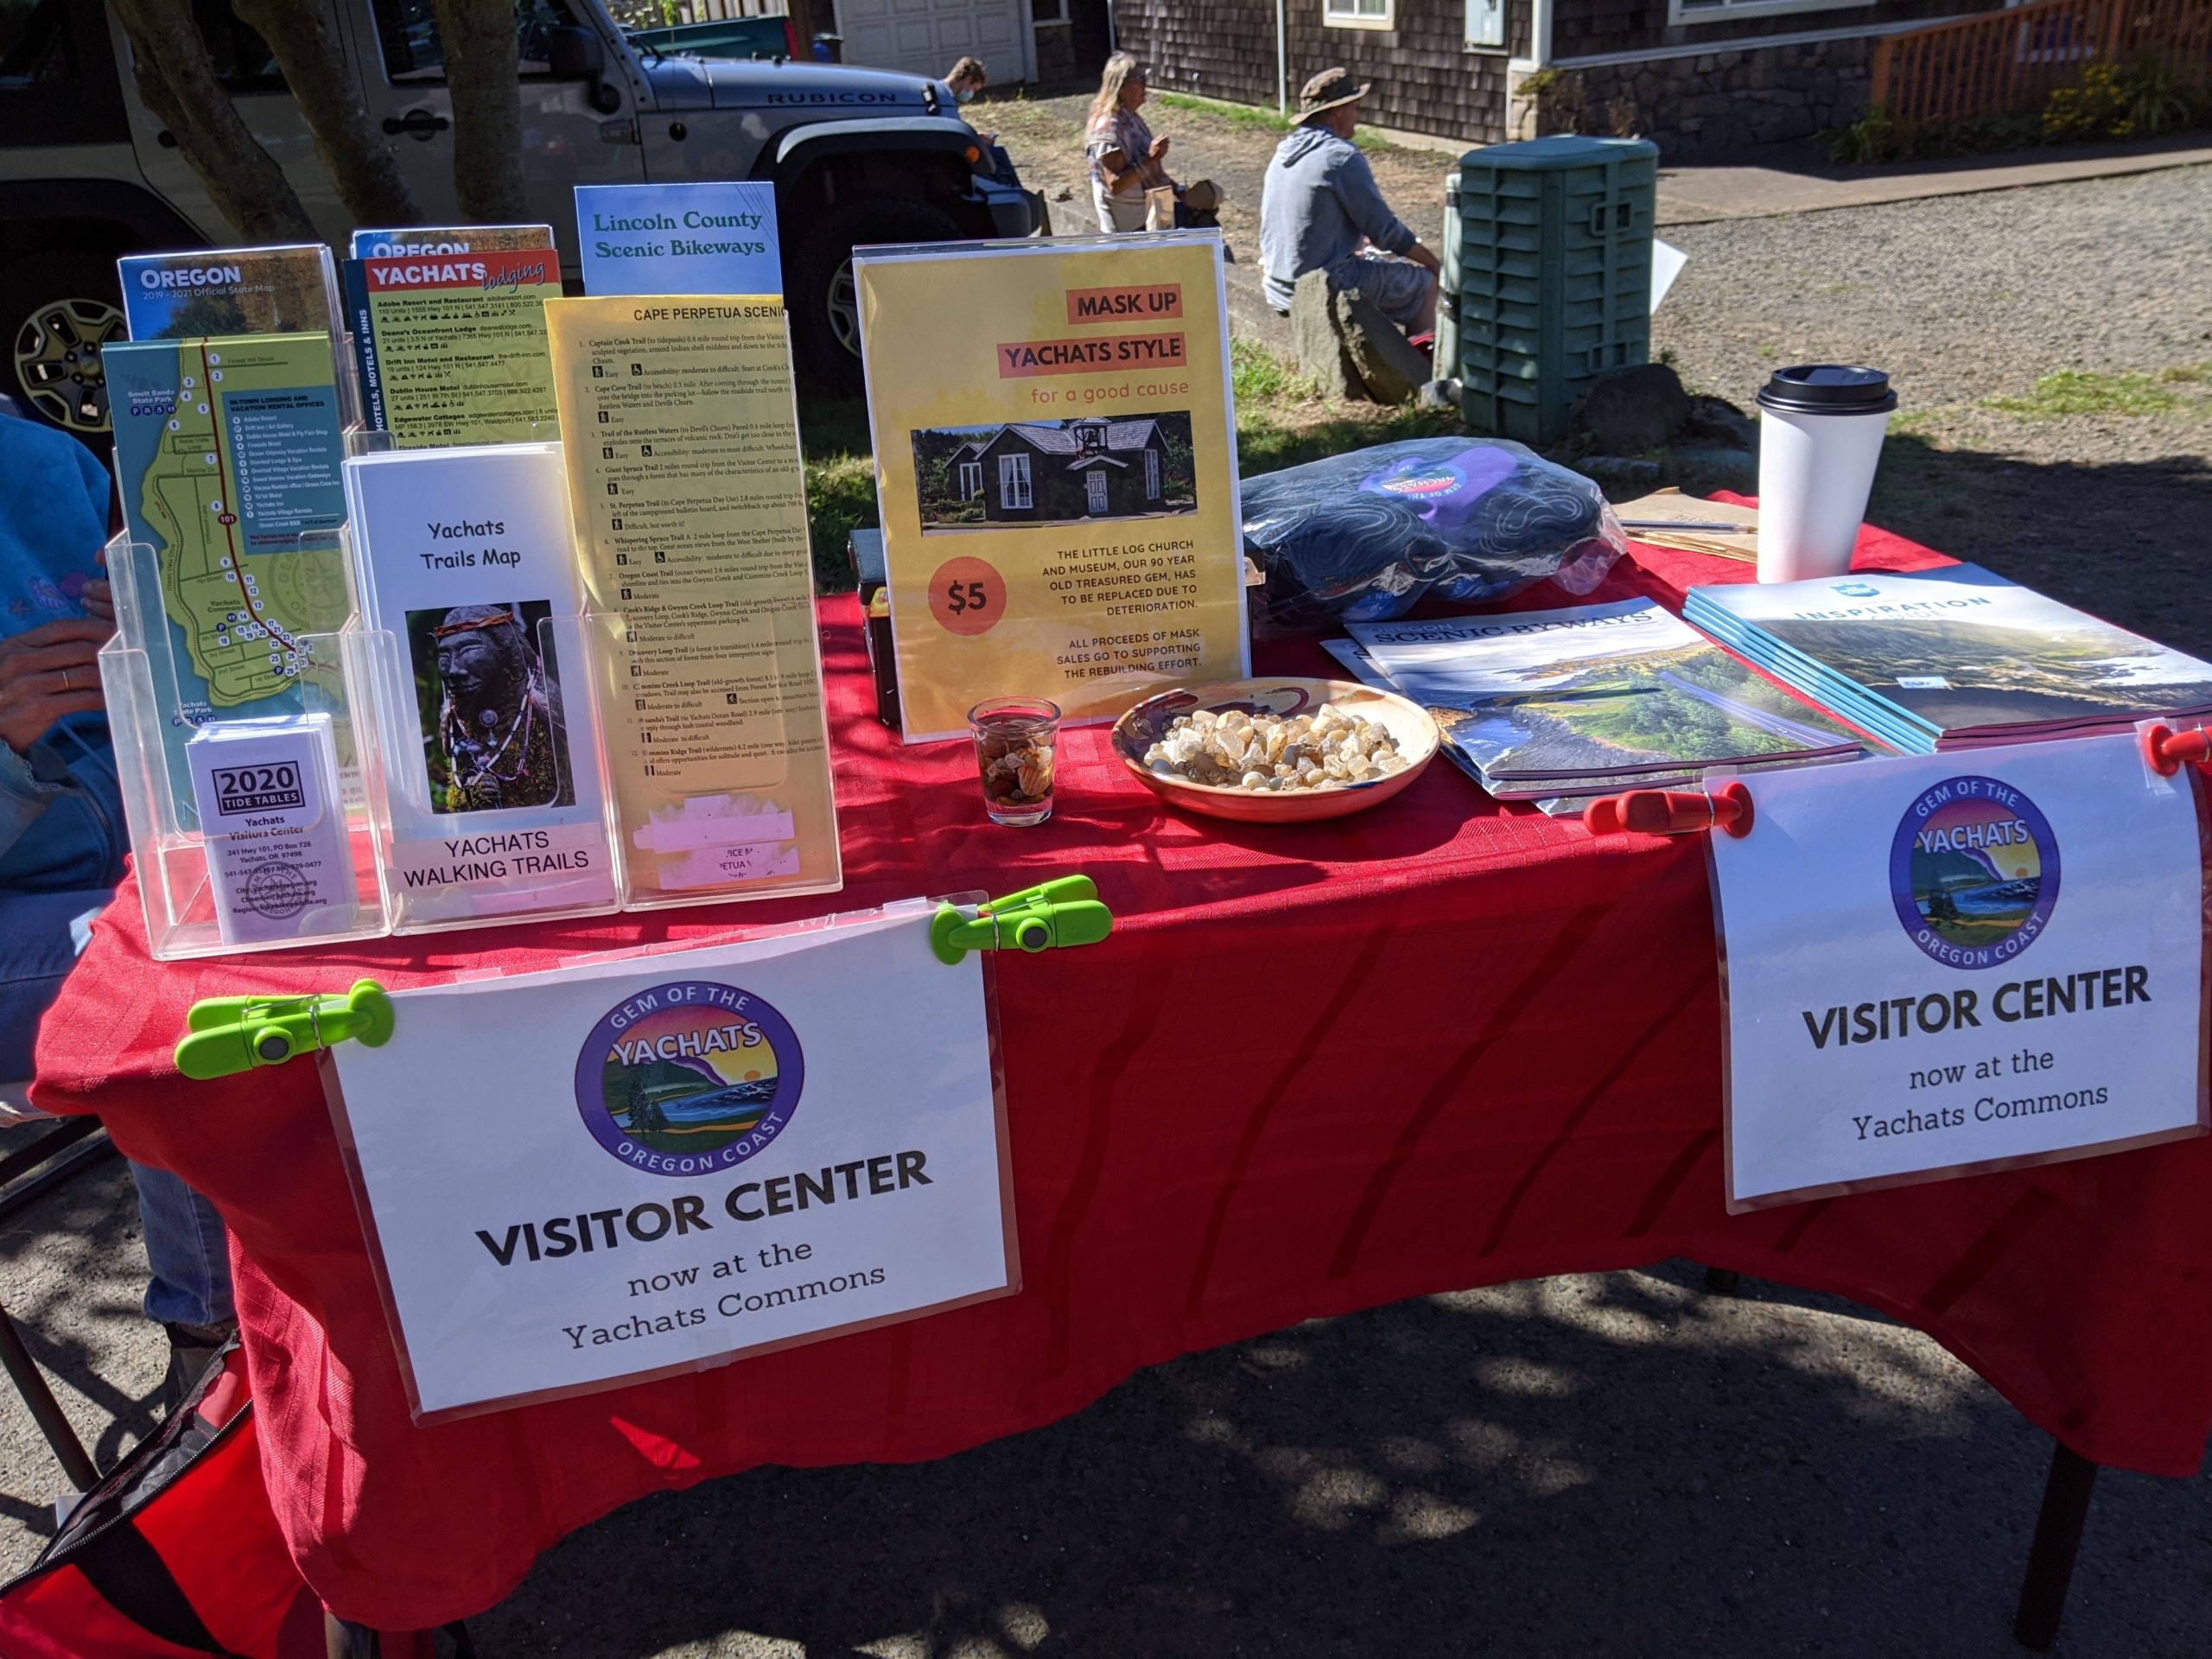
[13, 296, 125, 434]
[828, 258, 861, 359]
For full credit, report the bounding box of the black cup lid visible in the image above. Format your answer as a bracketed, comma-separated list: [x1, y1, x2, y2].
[1757, 364, 1897, 416]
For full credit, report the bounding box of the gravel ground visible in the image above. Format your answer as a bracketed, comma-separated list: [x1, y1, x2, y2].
[2, 116, 2209, 1656]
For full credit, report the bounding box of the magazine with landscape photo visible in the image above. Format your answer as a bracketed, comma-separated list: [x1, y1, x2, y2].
[1687, 565, 2212, 741]
[1346, 600, 1860, 780]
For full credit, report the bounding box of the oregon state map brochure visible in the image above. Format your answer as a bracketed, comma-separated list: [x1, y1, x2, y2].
[107, 330, 350, 825]
[118, 245, 344, 342]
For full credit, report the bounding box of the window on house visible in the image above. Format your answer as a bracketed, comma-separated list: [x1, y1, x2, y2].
[1324, 0, 1392, 29]
[958, 461, 982, 498]
[1144, 449, 1161, 500]
[999, 453, 1032, 511]
[1032, 0, 1070, 22]
[1668, 0, 1868, 21]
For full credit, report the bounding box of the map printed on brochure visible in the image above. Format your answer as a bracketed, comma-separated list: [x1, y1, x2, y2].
[1342, 599, 1861, 786]
[1685, 565, 2212, 751]
[343, 442, 615, 918]
[1712, 732, 2208, 1210]
[106, 331, 351, 826]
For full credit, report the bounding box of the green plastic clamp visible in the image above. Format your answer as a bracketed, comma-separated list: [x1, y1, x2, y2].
[175, 979, 396, 1081]
[931, 874, 1115, 964]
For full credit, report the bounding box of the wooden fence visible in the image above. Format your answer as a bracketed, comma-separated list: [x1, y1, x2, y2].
[1869, 0, 2212, 125]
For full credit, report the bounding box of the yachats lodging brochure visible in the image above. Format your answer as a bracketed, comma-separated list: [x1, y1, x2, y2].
[855, 233, 1248, 741]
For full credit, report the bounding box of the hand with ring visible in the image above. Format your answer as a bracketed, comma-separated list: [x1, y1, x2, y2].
[0, 616, 111, 754]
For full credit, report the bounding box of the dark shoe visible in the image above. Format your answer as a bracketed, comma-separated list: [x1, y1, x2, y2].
[161, 1319, 238, 1417]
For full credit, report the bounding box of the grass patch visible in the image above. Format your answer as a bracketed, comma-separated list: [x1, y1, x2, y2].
[1981, 369, 2191, 419]
[1155, 90, 1395, 150]
[1230, 336, 1319, 404]
[798, 398, 878, 589]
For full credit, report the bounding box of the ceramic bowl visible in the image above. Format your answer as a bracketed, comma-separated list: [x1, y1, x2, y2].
[1111, 677, 1440, 823]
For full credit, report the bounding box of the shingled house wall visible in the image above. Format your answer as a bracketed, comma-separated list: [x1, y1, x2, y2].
[1116, 0, 2009, 160]
[1113, 0, 1525, 147]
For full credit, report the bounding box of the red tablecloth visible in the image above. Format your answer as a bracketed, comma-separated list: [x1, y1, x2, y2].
[35, 528, 2212, 1630]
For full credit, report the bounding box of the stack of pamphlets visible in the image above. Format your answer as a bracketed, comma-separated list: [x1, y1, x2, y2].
[1324, 598, 1864, 804]
[1684, 565, 2212, 753]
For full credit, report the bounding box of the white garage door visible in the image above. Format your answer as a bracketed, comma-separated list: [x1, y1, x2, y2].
[836, 0, 1027, 83]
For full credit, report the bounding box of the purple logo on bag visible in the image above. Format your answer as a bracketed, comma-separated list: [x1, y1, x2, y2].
[1358, 447, 1516, 527]
[573, 981, 805, 1177]
[1889, 777, 2060, 969]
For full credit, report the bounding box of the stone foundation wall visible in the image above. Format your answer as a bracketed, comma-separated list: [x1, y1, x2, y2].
[1534, 36, 1876, 158]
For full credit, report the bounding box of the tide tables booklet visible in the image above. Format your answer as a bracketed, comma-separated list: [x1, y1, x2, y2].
[342, 442, 616, 919]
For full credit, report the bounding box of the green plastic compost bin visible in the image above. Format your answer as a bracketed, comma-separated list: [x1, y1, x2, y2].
[1438, 135, 1658, 445]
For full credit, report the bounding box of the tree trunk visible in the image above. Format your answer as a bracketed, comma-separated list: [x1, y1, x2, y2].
[429, 0, 527, 222]
[107, 0, 314, 241]
[232, 0, 419, 227]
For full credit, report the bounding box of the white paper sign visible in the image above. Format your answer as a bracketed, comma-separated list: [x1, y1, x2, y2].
[1712, 733, 2206, 1210]
[327, 906, 1013, 1419]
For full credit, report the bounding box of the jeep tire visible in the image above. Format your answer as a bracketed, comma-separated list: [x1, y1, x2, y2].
[787, 196, 965, 397]
[0, 248, 128, 445]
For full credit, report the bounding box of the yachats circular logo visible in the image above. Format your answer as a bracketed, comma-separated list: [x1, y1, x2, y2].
[1889, 777, 2060, 969]
[574, 981, 804, 1178]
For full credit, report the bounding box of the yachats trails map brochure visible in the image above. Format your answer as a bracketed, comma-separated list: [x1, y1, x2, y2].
[343, 442, 615, 918]
[1686, 565, 2212, 753]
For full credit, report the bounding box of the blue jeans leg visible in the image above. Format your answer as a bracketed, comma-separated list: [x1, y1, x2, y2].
[131, 1161, 234, 1328]
[0, 887, 236, 1328]
[0, 890, 105, 1079]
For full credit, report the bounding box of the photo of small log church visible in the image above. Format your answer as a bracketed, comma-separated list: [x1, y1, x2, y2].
[912, 412, 1198, 532]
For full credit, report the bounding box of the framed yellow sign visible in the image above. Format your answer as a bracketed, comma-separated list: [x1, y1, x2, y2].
[856, 233, 1249, 741]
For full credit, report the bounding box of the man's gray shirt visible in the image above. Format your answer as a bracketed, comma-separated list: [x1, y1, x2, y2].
[1258, 124, 1418, 312]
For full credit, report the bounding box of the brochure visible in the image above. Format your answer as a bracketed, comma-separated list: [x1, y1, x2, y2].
[186, 713, 357, 945]
[544, 295, 840, 902]
[343, 245, 562, 447]
[342, 442, 615, 918]
[106, 331, 351, 825]
[350, 224, 556, 259]
[856, 233, 1249, 741]
[1685, 565, 2212, 752]
[1345, 599, 1861, 783]
[118, 244, 344, 343]
[574, 183, 779, 296]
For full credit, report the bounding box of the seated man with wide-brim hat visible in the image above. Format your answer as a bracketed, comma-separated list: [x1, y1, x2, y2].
[1258, 67, 1441, 334]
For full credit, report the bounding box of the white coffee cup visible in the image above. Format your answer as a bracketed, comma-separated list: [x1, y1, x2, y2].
[1755, 365, 1897, 583]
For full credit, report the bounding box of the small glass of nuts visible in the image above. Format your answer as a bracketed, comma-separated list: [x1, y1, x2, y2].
[969, 697, 1061, 826]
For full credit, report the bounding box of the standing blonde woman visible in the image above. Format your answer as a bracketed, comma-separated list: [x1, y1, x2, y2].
[1085, 53, 1174, 232]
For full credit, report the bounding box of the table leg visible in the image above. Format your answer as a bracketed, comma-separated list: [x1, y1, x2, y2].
[1702, 1266, 1742, 1295]
[0, 1300, 98, 1491]
[2012, 1440, 2100, 1651]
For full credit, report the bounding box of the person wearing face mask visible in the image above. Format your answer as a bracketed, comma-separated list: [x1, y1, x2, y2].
[944, 56, 1014, 181]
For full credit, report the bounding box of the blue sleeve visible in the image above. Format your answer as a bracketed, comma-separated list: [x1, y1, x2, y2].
[1329, 149, 1417, 256]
